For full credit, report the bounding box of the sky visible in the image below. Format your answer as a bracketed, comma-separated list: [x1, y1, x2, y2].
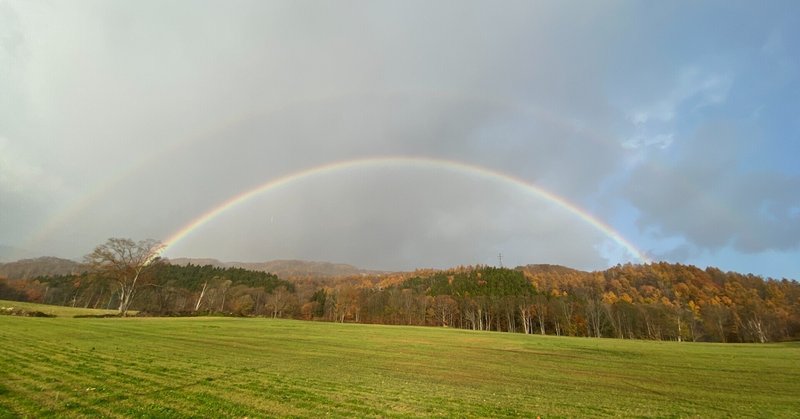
[1, 1, 798, 279]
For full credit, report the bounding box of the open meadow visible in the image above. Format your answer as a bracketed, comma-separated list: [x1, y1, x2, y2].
[1, 301, 798, 418]
[0, 300, 126, 318]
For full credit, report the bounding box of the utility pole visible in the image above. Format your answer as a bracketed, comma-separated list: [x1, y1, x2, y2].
[498, 253, 503, 268]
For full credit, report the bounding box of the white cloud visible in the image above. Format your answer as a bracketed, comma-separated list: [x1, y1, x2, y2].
[622, 133, 674, 150]
[626, 68, 733, 125]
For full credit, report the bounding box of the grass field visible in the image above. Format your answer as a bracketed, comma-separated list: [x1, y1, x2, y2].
[0, 299, 126, 317]
[1, 301, 798, 418]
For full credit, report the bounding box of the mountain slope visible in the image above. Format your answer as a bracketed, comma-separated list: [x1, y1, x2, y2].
[0, 257, 83, 280]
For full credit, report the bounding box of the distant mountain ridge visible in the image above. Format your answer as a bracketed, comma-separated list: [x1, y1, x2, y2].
[0, 255, 588, 281]
[166, 258, 387, 278]
[0, 255, 385, 280]
[0, 257, 84, 280]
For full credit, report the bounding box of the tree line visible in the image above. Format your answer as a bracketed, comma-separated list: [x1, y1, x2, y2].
[302, 264, 799, 343]
[1, 238, 798, 343]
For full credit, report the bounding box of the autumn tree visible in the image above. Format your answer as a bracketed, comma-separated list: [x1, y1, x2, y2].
[84, 238, 164, 316]
[266, 285, 293, 318]
[432, 294, 458, 327]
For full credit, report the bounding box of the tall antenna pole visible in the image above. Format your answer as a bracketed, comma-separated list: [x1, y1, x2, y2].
[498, 253, 503, 268]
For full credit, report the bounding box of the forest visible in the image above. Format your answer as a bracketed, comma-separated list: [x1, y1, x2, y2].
[2, 257, 798, 343]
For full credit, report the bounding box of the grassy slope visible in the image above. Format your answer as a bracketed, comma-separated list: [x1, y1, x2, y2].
[0, 299, 125, 317]
[0, 310, 798, 417]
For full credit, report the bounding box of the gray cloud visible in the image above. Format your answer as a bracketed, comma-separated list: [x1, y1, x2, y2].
[167, 169, 609, 270]
[2, 1, 797, 277]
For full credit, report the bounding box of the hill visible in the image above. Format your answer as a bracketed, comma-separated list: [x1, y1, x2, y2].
[0, 257, 83, 280]
[167, 257, 385, 278]
[518, 263, 586, 275]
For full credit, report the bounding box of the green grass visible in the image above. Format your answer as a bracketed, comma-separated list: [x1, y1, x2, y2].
[0, 299, 127, 317]
[0, 302, 798, 417]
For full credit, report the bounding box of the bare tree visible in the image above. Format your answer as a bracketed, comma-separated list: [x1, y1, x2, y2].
[432, 295, 458, 327]
[195, 280, 209, 312]
[84, 238, 164, 316]
[267, 286, 291, 319]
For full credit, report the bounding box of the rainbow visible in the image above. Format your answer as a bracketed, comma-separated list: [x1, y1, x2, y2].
[26, 90, 616, 251]
[162, 156, 650, 263]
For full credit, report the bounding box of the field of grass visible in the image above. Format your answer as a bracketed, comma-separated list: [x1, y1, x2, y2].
[1, 302, 798, 417]
[0, 299, 126, 317]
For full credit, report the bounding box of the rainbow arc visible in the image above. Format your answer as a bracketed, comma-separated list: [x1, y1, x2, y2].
[161, 156, 649, 264]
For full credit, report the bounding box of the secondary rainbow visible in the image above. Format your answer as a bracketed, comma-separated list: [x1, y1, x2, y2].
[161, 156, 649, 263]
[27, 91, 615, 252]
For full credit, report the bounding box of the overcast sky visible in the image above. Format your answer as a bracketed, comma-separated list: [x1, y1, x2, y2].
[1, 1, 798, 278]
